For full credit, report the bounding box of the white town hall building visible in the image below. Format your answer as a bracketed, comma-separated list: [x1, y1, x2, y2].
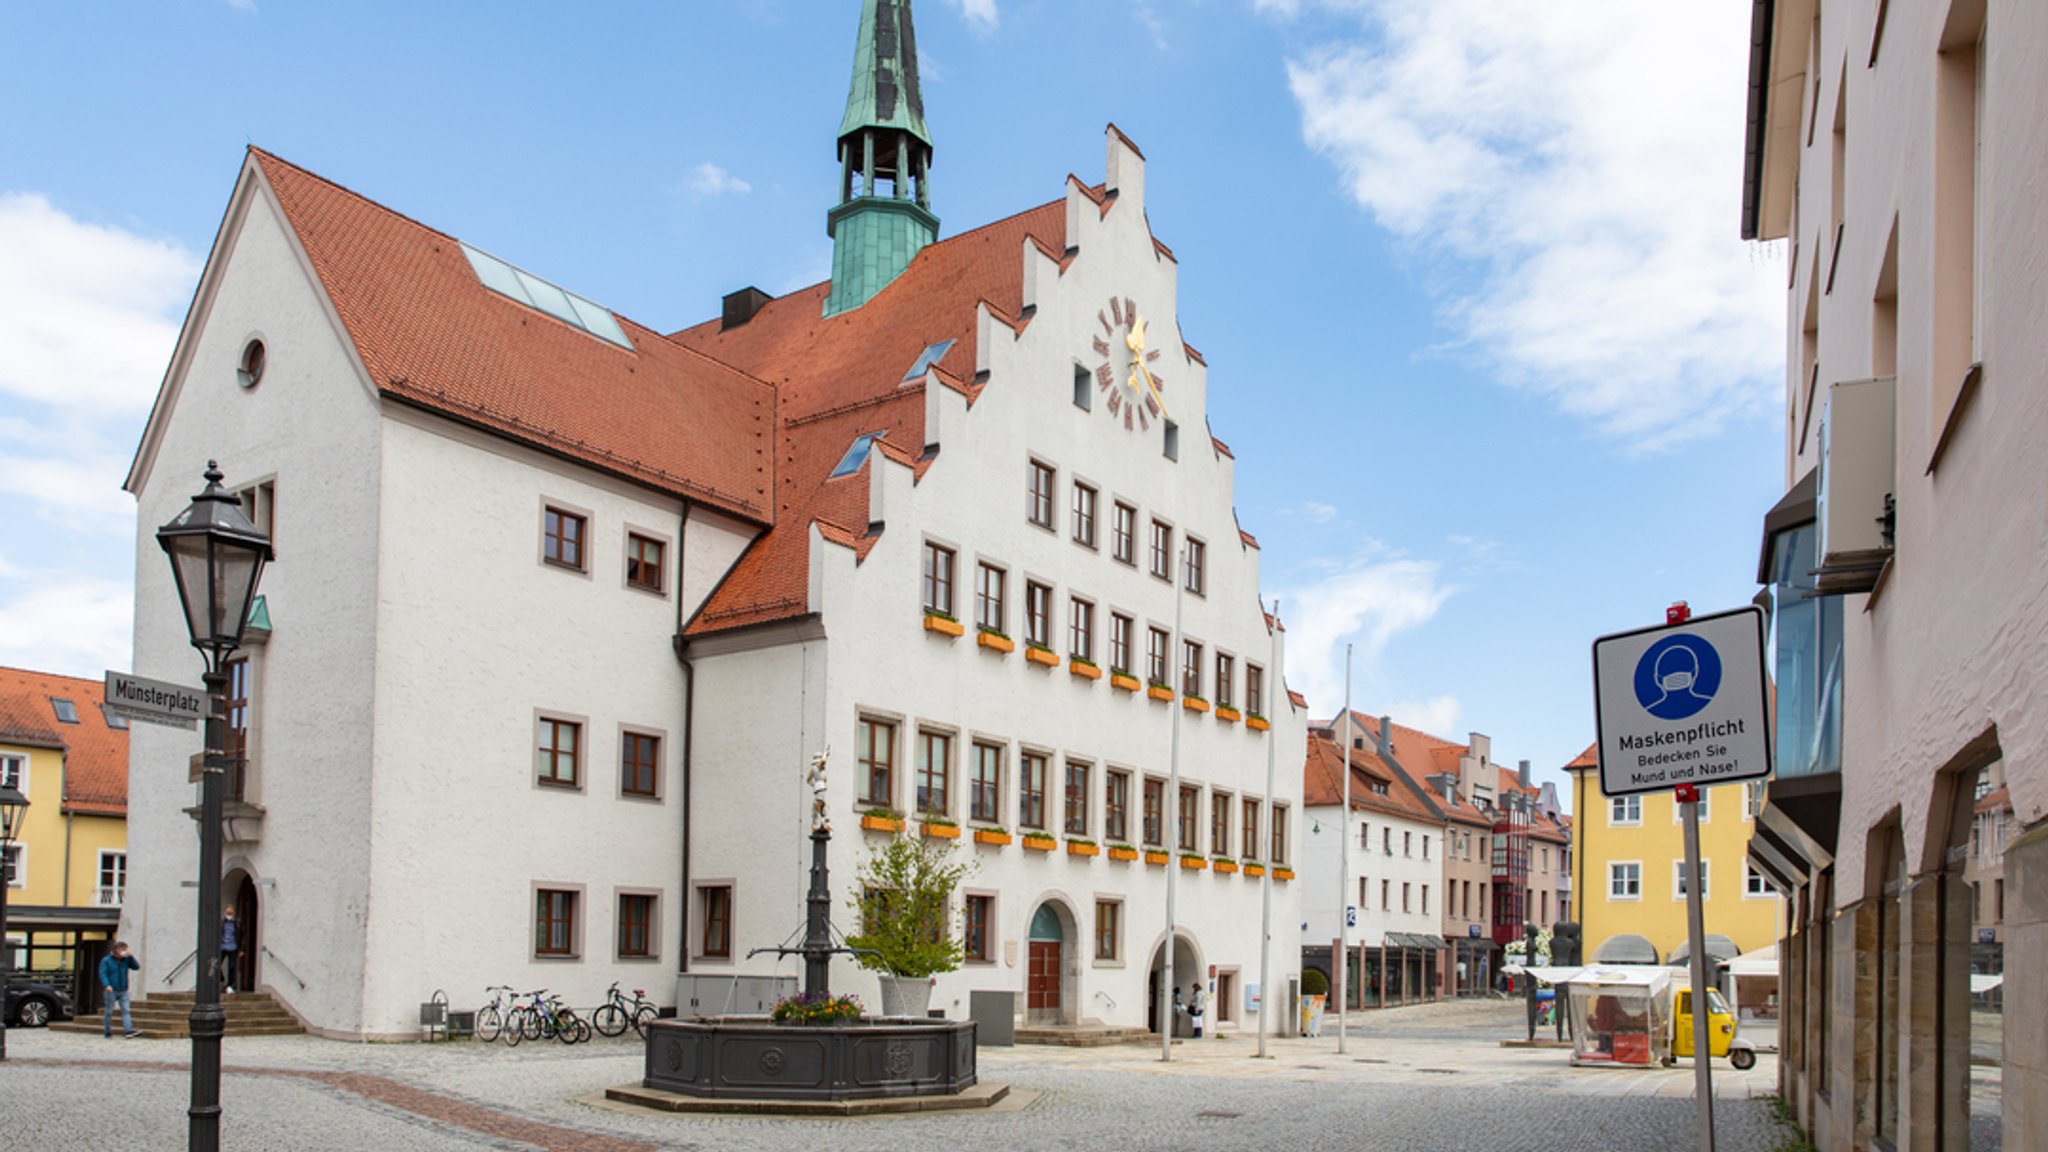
[121, 0, 1306, 1039]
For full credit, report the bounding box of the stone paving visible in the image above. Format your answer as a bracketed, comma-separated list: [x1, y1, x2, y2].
[2, 999, 1798, 1151]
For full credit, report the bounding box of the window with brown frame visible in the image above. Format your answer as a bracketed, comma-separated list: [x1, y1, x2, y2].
[626, 533, 665, 593]
[964, 894, 994, 962]
[1112, 502, 1137, 565]
[1068, 598, 1094, 662]
[1143, 778, 1166, 846]
[537, 718, 581, 788]
[543, 506, 586, 571]
[1105, 770, 1130, 842]
[1246, 664, 1265, 716]
[535, 888, 578, 956]
[224, 654, 251, 802]
[1149, 520, 1172, 580]
[1214, 653, 1234, 707]
[971, 742, 1002, 823]
[1064, 760, 1090, 836]
[1147, 627, 1169, 685]
[621, 731, 659, 798]
[976, 563, 1005, 633]
[618, 893, 655, 958]
[858, 717, 896, 806]
[1211, 792, 1231, 857]
[1178, 785, 1200, 853]
[1019, 752, 1048, 830]
[1110, 613, 1133, 675]
[1072, 482, 1097, 547]
[1025, 581, 1052, 648]
[1027, 461, 1055, 528]
[1181, 640, 1203, 697]
[1242, 798, 1260, 861]
[922, 542, 955, 617]
[699, 885, 731, 958]
[1184, 537, 1206, 595]
[916, 729, 951, 816]
[1095, 900, 1121, 961]
[1271, 804, 1289, 864]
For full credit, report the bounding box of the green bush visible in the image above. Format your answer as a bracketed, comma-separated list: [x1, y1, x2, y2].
[1302, 966, 1330, 997]
[847, 833, 975, 979]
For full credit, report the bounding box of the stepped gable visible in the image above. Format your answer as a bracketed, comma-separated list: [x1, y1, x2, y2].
[0, 666, 128, 817]
[672, 195, 1070, 636]
[250, 149, 774, 523]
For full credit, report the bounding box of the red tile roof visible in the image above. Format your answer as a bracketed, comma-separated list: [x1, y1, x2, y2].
[251, 149, 775, 523]
[1302, 730, 1441, 825]
[1976, 786, 2012, 815]
[1565, 743, 1598, 770]
[0, 666, 128, 818]
[671, 195, 1073, 634]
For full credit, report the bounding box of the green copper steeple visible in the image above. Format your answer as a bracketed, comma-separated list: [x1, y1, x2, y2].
[825, 0, 938, 317]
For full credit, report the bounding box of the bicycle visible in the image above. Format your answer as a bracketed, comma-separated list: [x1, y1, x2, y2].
[516, 989, 588, 1044]
[592, 981, 659, 1038]
[474, 985, 516, 1044]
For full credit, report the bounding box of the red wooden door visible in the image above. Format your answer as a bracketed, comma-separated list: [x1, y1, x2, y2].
[1028, 941, 1061, 1011]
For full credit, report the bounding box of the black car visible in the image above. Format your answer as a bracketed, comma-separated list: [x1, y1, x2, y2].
[6, 976, 75, 1027]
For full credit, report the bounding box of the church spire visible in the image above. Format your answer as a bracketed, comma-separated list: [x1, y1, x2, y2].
[825, 0, 939, 317]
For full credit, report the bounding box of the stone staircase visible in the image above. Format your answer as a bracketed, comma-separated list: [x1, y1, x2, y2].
[1014, 1023, 1155, 1047]
[51, 990, 304, 1039]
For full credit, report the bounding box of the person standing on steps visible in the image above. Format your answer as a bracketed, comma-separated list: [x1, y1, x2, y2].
[217, 906, 241, 994]
[1188, 982, 1206, 1039]
[100, 941, 141, 1038]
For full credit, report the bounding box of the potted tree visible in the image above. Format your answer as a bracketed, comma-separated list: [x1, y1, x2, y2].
[847, 832, 974, 1018]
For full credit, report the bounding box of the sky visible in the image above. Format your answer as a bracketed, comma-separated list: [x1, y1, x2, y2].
[0, 0, 1788, 808]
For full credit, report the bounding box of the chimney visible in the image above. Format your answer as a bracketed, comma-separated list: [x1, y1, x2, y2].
[721, 286, 773, 330]
[1518, 759, 1532, 789]
[1377, 715, 1393, 757]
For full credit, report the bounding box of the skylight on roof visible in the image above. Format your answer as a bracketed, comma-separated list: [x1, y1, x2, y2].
[100, 704, 129, 730]
[830, 431, 887, 478]
[51, 698, 78, 724]
[460, 243, 634, 350]
[901, 339, 954, 382]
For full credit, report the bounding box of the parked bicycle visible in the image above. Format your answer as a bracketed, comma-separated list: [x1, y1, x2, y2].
[474, 985, 517, 1044]
[592, 981, 659, 1039]
[513, 988, 589, 1045]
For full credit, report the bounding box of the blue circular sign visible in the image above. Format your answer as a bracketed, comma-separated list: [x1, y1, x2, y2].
[1633, 634, 1722, 720]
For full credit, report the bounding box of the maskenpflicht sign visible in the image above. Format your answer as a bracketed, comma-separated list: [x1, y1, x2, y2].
[1591, 606, 1772, 797]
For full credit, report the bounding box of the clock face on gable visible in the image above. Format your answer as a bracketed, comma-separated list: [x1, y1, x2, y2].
[1090, 295, 1168, 432]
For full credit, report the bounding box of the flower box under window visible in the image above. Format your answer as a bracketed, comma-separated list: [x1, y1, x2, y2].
[1212, 857, 1238, 874]
[1182, 695, 1210, 714]
[1243, 862, 1265, 878]
[1107, 845, 1139, 862]
[1143, 850, 1170, 866]
[919, 820, 961, 840]
[1246, 713, 1271, 732]
[1069, 659, 1101, 681]
[977, 629, 1014, 653]
[1066, 839, 1099, 858]
[924, 613, 964, 638]
[1021, 833, 1058, 852]
[1147, 683, 1174, 703]
[1273, 867, 1295, 881]
[1178, 855, 1208, 871]
[1110, 672, 1141, 692]
[973, 827, 1012, 846]
[1215, 705, 1241, 723]
[1025, 645, 1060, 667]
[861, 811, 905, 833]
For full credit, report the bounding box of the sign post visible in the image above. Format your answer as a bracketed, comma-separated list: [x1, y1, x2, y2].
[103, 671, 203, 730]
[1592, 603, 1773, 1152]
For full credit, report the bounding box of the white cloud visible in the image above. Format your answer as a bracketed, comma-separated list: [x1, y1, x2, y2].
[0, 562, 133, 679]
[1277, 554, 1453, 715]
[945, 0, 999, 33]
[685, 163, 752, 198]
[1384, 694, 1463, 739]
[1302, 501, 1339, 524]
[1276, 1, 1783, 448]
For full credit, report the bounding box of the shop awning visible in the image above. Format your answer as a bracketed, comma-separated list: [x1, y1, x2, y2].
[3, 904, 121, 932]
[1667, 935, 1741, 967]
[1591, 934, 1660, 964]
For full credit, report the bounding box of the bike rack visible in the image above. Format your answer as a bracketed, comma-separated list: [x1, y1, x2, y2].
[420, 989, 452, 1041]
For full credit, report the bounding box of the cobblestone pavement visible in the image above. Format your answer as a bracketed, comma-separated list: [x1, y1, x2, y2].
[3, 999, 1796, 1151]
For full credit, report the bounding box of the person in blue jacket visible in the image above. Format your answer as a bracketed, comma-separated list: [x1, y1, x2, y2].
[99, 941, 141, 1038]
[216, 906, 241, 993]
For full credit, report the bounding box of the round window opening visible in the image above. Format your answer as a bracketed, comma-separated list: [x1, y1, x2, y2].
[238, 339, 267, 389]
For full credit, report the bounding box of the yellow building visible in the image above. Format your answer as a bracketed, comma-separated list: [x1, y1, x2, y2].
[1, 666, 129, 1004]
[1564, 745, 1780, 965]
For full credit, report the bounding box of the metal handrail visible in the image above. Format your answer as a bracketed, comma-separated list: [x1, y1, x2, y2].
[164, 949, 198, 987]
[261, 945, 307, 990]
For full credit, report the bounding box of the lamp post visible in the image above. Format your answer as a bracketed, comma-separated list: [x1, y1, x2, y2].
[157, 461, 271, 1152]
[0, 782, 29, 1063]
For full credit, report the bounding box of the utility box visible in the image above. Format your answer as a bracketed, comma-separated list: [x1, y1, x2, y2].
[673, 974, 796, 1018]
[969, 989, 1017, 1046]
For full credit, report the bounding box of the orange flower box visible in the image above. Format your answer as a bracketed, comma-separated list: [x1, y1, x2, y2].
[1246, 715, 1272, 732]
[1243, 862, 1265, 878]
[1107, 846, 1139, 862]
[1144, 851, 1170, 866]
[1273, 867, 1295, 881]
[1215, 706, 1241, 724]
[1110, 672, 1142, 692]
[977, 630, 1015, 653]
[1025, 645, 1060, 667]
[924, 614, 964, 638]
[1069, 660, 1102, 681]
[1147, 684, 1174, 703]
[973, 828, 1012, 846]
[860, 813, 905, 833]
[1021, 834, 1058, 852]
[1212, 858, 1238, 874]
[919, 821, 961, 839]
[1066, 840, 1099, 857]
[1182, 696, 1210, 714]
[1178, 855, 1207, 871]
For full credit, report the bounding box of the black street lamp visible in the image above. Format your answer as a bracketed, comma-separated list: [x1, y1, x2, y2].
[0, 782, 28, 1063]
[157, 461, 271, 1152]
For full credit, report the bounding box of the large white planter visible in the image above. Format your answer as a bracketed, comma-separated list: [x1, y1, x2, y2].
[878, 975, 934, 1018]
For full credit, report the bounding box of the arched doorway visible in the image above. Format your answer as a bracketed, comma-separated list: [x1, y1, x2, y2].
[222, 869, 259, 994]
[1026, 902, 1071, 1024]
[1146, 932, 1202, 1035]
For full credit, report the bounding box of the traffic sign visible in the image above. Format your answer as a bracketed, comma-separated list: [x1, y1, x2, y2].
[1591, 606, 1772, 797]
[104, 671, 203, 730]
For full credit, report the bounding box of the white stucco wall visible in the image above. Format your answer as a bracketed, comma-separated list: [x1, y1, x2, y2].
[1300, 806, 1442, 947]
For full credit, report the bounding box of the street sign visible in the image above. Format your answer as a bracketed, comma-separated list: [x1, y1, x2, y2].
[1345, 905, 1358, 928]
[104, 671, 203, 730]
[1591, 606, 1772, 798]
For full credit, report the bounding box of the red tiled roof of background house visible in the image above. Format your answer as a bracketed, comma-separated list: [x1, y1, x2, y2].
[250, 149, 776, 523]
[671, 195, 1072, 635]
[1976, 786, 2012, 815]
[1338, 711, 1498, 828]
[1303, 730, 1443, 826]
[1565, 743, 1598, 770]
[0, 666, 128, 817]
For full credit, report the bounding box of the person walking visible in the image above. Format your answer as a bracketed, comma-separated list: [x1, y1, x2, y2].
[217, 906, 241, 994]
[1188, 982, 1206, 1039]
[100, 941, 141, 1038]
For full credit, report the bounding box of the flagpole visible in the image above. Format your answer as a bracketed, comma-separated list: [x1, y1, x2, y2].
[1256, 600, 1280, 1060]
[1337, 645, 1352, 1054]
[1160, 537, 1188, 1063]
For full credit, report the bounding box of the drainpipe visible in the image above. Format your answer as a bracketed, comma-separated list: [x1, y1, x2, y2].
[673, 503, 695, 977]
[61, 752, 74, 907]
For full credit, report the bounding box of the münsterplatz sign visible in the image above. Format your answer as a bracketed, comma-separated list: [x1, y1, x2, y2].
[104, 671, 203, 730]
[1590, 606, 1772, 797]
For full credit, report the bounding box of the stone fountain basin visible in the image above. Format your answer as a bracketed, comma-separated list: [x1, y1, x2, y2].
[643, 1016, 978, 1101]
